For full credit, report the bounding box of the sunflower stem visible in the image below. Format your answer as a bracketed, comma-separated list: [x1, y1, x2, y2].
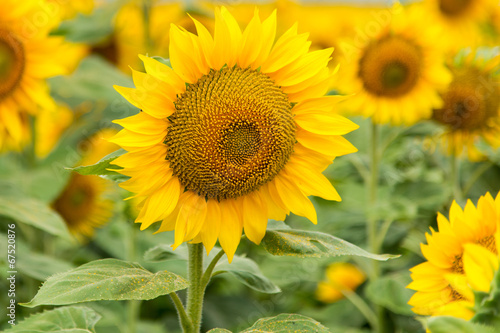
[463, 162, 492, 197]
[367, 120, 385, 333]
[186, 243, 205, 333]
[341, 288, 379, 331]
[450, 153, 463, 203]
[170, 292, 193, 332]
[201, 248, 225, 289]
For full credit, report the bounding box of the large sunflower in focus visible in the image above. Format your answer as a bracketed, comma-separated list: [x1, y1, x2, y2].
[432, 51, 500, 161]
[0, 0, 83, 151]
[111, 7, 358, 261]
[407, 192, 500, 319]
[337, 6, 452, 125]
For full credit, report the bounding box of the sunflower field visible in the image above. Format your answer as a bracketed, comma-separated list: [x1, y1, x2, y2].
[1, 0, 500, 332]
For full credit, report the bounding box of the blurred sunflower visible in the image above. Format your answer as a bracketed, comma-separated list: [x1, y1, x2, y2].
[44, 0, 94, 20]
[337, 6, 452, 125]
[407, 192, 500, 319]
[432, 51, 500, 161]
[0, 0, 86, 152]
[100, 0, 213, 73]
[316, 262, 366, 303]
[412, 0, 496, 49]
[35, 103, 74, 158]
[111, 7, 358, 261]
[52, 129, 119, 240]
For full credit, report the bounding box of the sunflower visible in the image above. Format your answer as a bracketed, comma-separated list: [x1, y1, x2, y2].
[432, 51, 500, 161]
[110, 7, 358, 261]
[407, 192, 500, 319]
[35, 103, 74, 158]
[0, 0, 84, 152]
[52, 129, 118, 240]
[411, 0, 496, 49]
[337, 6, 452, 125]
[316, 262, 366, 303]
[44, 0, 94, 20]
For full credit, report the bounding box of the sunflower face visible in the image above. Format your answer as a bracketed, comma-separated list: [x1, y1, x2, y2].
[438, 0, 472, 17]
[167, 66, 295, 201]
[359, 36, 422, 98]
[111, 7, 358, 261]
[407, 192, 500, 318]
[432, 53, 500, 160]
[0, 30, 25, 100]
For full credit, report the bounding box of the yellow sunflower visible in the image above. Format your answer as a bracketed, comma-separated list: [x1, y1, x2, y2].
[44, 0, 94, 20]
[410, 0, 497, 50]
[407, 192, 500, 319]
[316, 262, 366, 303]
[432, 51, 500, 161]
[337, 5, 452, 125]
[35, 103, 74, 158]
[52, 129, 119, 240]
[110, 7, 358, 261]
[0, 0, 84, 152]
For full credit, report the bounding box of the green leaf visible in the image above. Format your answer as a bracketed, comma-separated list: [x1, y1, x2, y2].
[241, 313, 330, 332]
[151, 56, 172, 68]
[0, 195, 73, 241]
[17, 252, 75, 281]
[261, 229, 399, 260]
[207, 329, 232, 333]
[22, 259, 188, 307]
[3, 306, 100, 333]
[427, 316, 496, 333]
[215, 256, 281, 294]
[144, 244, 188, 262]
[365, 274, 414, 316]
[69, 149, 128, 182]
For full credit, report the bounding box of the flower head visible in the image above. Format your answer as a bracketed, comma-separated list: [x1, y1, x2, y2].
[110, 7, 358, 261]
[316, 262, 366, 303]
[408, 192, 500, 319]
[337, 5, 452, 125]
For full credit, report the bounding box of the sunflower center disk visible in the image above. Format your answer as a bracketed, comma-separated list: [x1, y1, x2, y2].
[53, 174, 96, 226]
[166, 66, 295, 200]
[433, 68, 500, 130]
[359, 36, 422, 97]
[0, 29, 25, 100]
[439, 0, 472, 17]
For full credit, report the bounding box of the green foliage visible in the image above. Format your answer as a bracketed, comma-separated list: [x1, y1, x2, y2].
[472, 267, 500, 327]
[261, 229, 399, 260]
[207, 329, 232, 333]
[17, 251, 75, 281]
[0, 195, 73, 241]
[426, 316, 496, 333]
[365, 274, 413, 316]
[69, 149, 128, 182]
[3, 306, 101, 333]
[240, 313, 330, 332]
[22, 259, 188, 307]
[214, 256, 281, 294]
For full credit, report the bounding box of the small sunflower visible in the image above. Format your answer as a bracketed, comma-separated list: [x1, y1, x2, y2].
[0, 0, 84, 152]
[337, 6, 452, 125]
[316, 262, 366, 303]
[432, 51, 500, 161]
[35, 104, 74, 158]
[407, 192, 500, 319]
[110, 7, 358, 261]
[412, 0, 496, 49]
[52, 129, 119, 240]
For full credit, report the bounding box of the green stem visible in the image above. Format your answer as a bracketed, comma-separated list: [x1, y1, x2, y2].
[186, 243, 204, 333]
[201, 249, 225, 288]
[450, 153, 463, 203]
[463, 162, 492, 197]
[341, 289, 379, 331]
[367, 120, 385, 333]
[170, 292, 192, 332]
[126, 223, 140, 333]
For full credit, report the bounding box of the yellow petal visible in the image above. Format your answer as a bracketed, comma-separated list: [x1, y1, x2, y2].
[218, 199, 243, 263]
[274, 174, 317, 224]
[200, 199, 222, 255]
[242, 192, 268, 244]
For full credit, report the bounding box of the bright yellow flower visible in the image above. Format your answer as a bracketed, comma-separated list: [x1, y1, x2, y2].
[410, 0, 497, 50]
[110, 7, 358, 261]
[44, 0, 94, 20]
[316, 262, 366, 303]
[337, 5, 452, 125]
[407, 192, 500, 319]
[432, 51, 500, 161]
[0, 0, 85, 152]
[35, 104, 74, 158]
[52, 129, 119, 240]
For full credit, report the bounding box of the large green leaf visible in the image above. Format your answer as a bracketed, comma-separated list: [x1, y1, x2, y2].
[215, 256, 281, 294]
[0, 195, 73, 241]
[426, 316, 496, 333]
[22, 259, 188, 307]
[3, 306, 100, 333]
[69, 149, 128, 182]
[261, 229, 398, 260]
[241, 313, 329, 332]
[207, 329, 232, 333]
